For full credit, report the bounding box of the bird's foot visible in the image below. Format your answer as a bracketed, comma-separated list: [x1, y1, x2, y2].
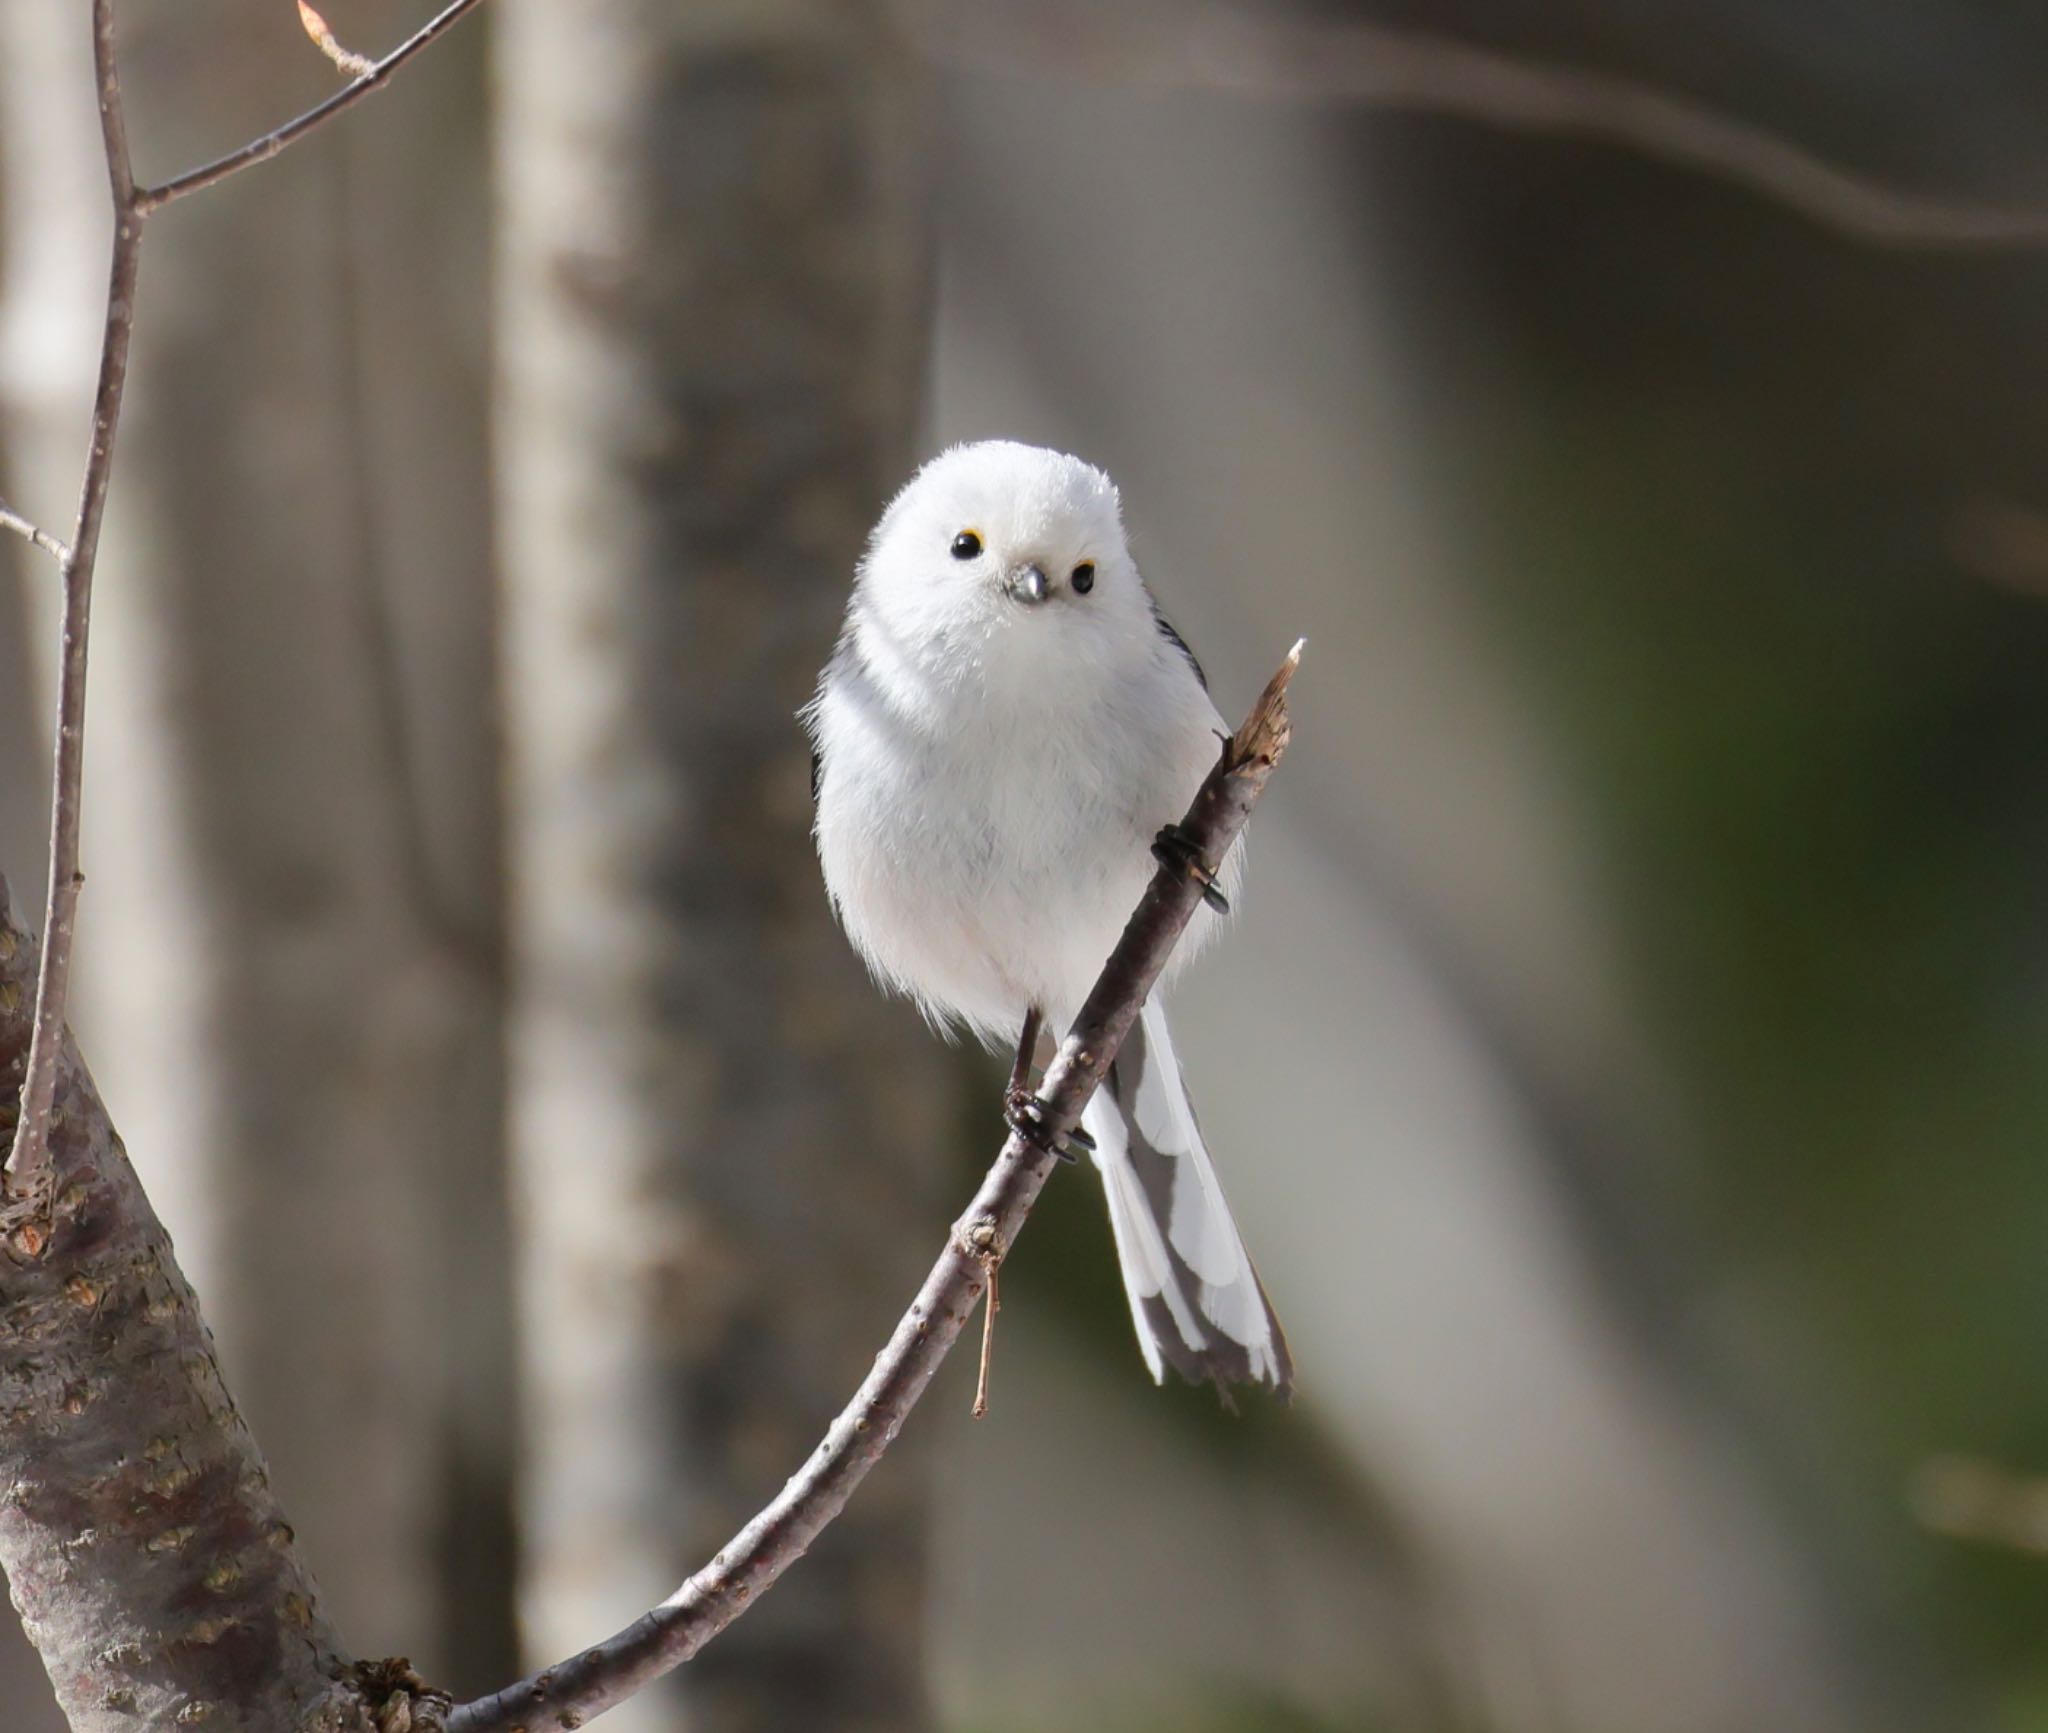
[1005, 1089, 1093, 1164]
[1152, 823, 1231, 914]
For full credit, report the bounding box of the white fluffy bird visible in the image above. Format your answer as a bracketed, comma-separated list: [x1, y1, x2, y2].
[805, 440, 1291, 1396]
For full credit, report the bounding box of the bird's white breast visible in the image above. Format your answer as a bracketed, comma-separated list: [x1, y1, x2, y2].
[812, 632, 1227, 1045]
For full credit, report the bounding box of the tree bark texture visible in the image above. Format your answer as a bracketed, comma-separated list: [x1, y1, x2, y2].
[495, 4, 940, 1729]
[0, 880, 349, 1733]
[0, 0, 510, 1687]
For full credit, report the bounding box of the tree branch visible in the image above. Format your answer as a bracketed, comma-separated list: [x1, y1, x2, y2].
[135, 0, 489, 213]
[923, 0, 2048, 250]
[445, 643, 1303, 1733]
[0, 505, 70, 565]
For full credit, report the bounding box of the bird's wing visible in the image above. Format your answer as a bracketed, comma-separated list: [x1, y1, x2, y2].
[1145, 590, 1208, 689]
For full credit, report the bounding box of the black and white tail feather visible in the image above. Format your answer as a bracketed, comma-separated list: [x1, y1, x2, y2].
[1084, 998, 1292, 1396]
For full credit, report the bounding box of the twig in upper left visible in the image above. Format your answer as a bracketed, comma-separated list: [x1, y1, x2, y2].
[2, 0, 493, 1204]
[2, 0, 142, 1204]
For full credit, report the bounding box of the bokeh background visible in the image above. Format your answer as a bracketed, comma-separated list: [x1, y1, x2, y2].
[3, 1, 2048, 1729]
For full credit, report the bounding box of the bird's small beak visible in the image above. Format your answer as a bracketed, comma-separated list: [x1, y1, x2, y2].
[1008, 562, 1050, 605]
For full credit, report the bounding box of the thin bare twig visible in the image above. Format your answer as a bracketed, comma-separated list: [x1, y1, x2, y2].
[136, 0, 487, 212]
[967, 1219, 1001, 1418]
[446, 643, 1303, 1733]
[924, 0, 2048, 250]
[0, 505, 70, 565]
[5, 0, 493, 1198]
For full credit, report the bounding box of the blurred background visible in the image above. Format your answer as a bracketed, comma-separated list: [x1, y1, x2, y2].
[2, 1, 2047, 1729]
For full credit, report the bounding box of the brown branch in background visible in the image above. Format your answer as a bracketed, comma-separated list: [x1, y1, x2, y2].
[922, 0, 2048, 250]
[1949, 497, 2048, 598]
[446, 643, 1303, 1733]
[967, 1219, 1002, 1419]
[1913, 1454, 2048, 1557]
[137, 0, 487, 211]
[0, 505, 69, 565]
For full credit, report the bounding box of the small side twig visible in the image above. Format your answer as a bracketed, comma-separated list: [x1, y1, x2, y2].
[136, 0, 487, 212]
[298, 0, 378, 80]
[964, 1219, 1003, 1419]
[3, 0, 141, 1200]
[0, 505, 70, 565]
[445, 641, 1303, 1733]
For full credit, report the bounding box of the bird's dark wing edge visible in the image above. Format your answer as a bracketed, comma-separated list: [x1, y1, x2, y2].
[1148, 595, 1207, 689]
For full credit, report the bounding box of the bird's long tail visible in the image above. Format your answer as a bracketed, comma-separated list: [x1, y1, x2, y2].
[1081, 997, 1293, 1396]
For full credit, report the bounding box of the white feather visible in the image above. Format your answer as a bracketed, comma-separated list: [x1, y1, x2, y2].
[1084, 1087, 1209, 1382]
[1118, 1000, 1284, 1385]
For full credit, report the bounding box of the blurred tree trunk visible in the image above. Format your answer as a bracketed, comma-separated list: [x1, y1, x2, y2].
[0, 0, 512, 1694]
[495, 4, 943, 1730]
[0, 1591, 61, 1733]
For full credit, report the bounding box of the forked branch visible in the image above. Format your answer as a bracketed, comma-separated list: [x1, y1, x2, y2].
[3, 0, 492, 1199]
[2, 0, 141, 1200]
[445, 643, 1304, 1733]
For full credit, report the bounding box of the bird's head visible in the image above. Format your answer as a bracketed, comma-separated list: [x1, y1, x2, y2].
[854, 441, 1154, 692]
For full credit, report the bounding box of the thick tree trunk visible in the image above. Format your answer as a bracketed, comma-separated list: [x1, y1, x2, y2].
[0, 882, 352, 1733]
[495, 5, 941, 1728]
[0, 0, 509, 1689]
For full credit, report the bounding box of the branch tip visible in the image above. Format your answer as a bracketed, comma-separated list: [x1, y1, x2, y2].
[1229, 639, 1304, 767]
[298, 1, 378, 79]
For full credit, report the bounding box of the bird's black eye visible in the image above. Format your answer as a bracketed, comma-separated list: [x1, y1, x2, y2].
[950, 531, 982, 560]
[1071, 562, 1096, 595]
